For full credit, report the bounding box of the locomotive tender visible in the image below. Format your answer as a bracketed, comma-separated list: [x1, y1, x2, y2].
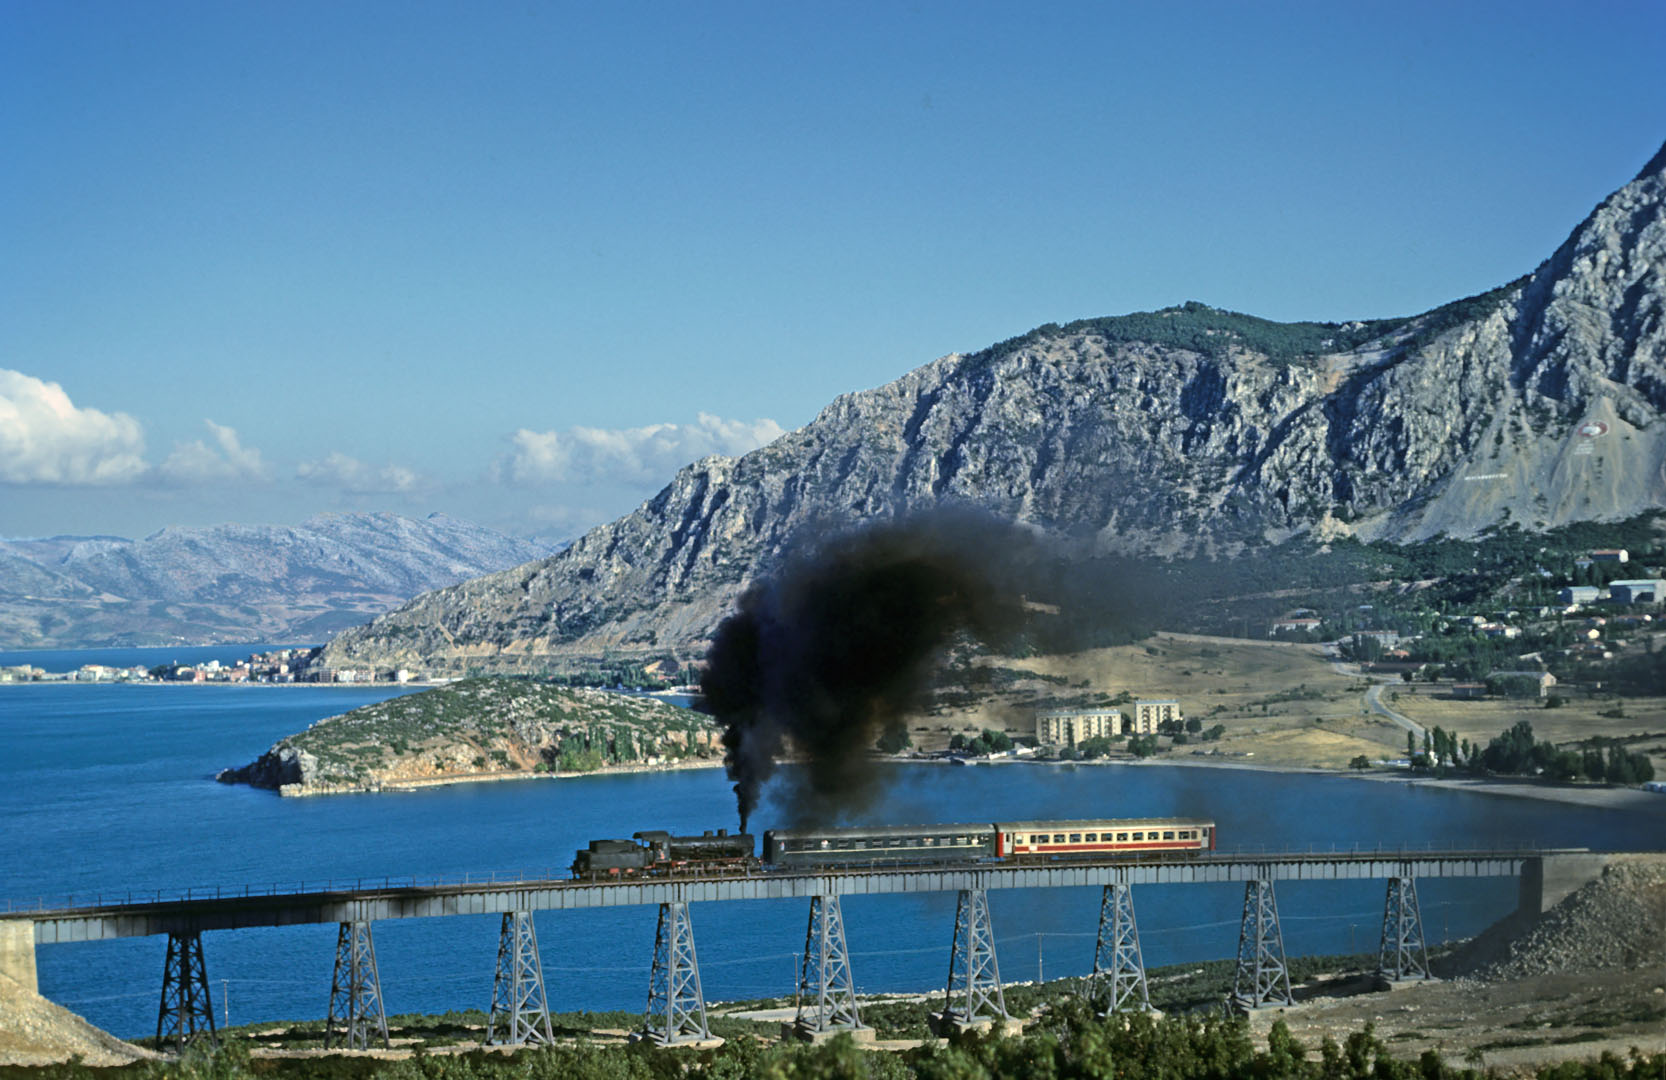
[570, 817, 1215, 879]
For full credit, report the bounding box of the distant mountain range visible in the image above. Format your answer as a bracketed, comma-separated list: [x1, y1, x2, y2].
[0, 512, 552, 649]
[317, 141, 1666, 677]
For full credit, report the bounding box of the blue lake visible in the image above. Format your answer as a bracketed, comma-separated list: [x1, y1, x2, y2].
[2, 668, 1663, 1039]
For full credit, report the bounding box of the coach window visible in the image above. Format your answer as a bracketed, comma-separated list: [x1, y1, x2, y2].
[1052, 833, 1065, 843]
[1069, 833, 1081, 843]
[1085, 833, 1098, 842]
[1116, 833, 1128, 841]
[1132, 832, 1143, 840]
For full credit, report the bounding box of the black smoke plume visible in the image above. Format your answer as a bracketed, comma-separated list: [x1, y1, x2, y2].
[700, 509, 1043, 831]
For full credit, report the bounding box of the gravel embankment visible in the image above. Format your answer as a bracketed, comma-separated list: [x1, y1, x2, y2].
[1442, 855, 1666, 980]
[0, 972, 158, 1066]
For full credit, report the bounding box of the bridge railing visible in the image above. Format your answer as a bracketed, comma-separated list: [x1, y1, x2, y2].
[0, 841, 1568, 918]
[0, 867, 572, 915]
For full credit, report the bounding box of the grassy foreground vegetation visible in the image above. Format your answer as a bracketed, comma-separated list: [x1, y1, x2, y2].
[16, 951, 1656, 1080]
[13, 1007, 1660, 1080]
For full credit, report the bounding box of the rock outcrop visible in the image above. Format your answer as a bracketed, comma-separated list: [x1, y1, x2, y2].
[323, 142, 1666, 675]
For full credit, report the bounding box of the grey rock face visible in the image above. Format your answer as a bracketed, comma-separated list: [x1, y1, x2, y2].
[0, 512, 552, 648]
[216, 743, 319, 789]
[323, 143, 1666, 674]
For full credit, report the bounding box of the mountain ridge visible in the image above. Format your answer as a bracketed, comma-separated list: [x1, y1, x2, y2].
[0, 512, 553, 649]
[319, 141, 1666, 676]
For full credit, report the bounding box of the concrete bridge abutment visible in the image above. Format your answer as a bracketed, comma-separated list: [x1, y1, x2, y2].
[0, 920, 38, 994]
[1515, 853, 1612, 924]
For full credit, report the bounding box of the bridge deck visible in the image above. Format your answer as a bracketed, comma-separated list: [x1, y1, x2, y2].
[9, 849, 1567, 944]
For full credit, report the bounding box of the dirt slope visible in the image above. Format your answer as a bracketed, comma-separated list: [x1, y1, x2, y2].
[0, 972, 159, 1067]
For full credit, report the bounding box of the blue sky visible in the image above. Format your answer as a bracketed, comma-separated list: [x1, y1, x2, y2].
[3, 1, 1663, 541]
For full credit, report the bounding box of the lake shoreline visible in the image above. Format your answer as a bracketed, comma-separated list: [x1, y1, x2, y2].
[270, 755, 726, 797]
[1075, 754, 1666, 813]
[263, 748, 1664, 813]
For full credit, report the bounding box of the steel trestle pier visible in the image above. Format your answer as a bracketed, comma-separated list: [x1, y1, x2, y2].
[487, 911, 554, 1046]
[942, 889, 1007, 1028]
[795, 895, 864, 1037]
[1089, 884, 1150, 1014]
[156, 931, 215, 1051]
[1377, 877, 1432, 982]
[325, 920, 388, 1050]
[1231, 880, 1293, 1010]
[643, 901, 708, 1045]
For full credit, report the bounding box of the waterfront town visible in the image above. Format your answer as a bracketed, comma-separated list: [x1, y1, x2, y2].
[0, 647, 402, 686]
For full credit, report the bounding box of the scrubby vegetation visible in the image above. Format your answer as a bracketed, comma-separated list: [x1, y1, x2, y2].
[969, 301, 1413, 369]
[25, 1006, 1661, 1080]
[966, 279, 1527, 377]
[239, 678, 719, 790]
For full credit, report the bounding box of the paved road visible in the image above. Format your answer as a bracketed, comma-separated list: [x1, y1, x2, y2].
[1364, 682, 1426, 745]
[1328, 651, 1427, 748]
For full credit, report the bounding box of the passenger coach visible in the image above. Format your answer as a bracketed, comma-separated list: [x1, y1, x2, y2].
[764, 823, 996, 866]
[995, 817, 1215, 858]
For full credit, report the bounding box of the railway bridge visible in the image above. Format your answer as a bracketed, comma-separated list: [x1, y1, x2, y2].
[0, 847, 1615, 1051]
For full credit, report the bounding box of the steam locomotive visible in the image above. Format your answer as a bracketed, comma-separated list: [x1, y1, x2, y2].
[571, 829, 756, 878]
[569, 817, 1215, 879]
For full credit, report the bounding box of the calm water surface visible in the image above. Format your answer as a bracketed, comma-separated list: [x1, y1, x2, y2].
[3, 670, 1662, 1038]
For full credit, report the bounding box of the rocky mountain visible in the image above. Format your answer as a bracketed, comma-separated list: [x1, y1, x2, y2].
[322, 142, 1666, 676]
[0, 512, 552, 648]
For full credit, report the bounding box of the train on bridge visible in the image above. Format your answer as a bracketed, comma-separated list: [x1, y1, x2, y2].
[571, 816, 1217, 878]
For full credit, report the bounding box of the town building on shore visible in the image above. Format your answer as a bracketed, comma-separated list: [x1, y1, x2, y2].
[1133, 699, 1183, 734]
[1608, 579, 1665, 605]
[1035, 708, 1121, 747]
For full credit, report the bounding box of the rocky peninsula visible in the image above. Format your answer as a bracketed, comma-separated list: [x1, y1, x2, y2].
[217, 677, 722, 796]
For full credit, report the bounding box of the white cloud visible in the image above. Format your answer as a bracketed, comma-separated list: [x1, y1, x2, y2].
[159, 421, 268, 483]
[501, 412, 785, 486]
[0, 369, 147, 484]
[298, 451, 424, 494]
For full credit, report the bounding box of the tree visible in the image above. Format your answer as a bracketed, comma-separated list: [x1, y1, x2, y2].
[1406, 731, 1416, 758]
[949, 733, 967, 753]
[981, 728, 1013, 753]
[1079, 736, 1115, 759]
[874, 723, 911, 754]
[1349, 755, 1371, 770]
[1185, 716, 1202, 733]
